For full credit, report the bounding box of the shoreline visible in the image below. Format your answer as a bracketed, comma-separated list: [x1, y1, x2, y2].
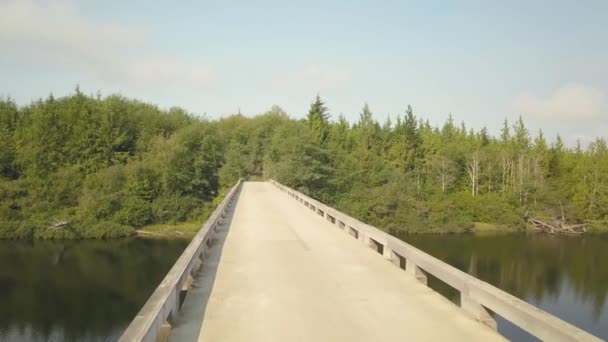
[2, 220, 607, 240]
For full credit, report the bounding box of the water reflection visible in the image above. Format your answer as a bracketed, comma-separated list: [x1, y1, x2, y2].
[0, 238, 188, 342]
[403, 234, 608, 341]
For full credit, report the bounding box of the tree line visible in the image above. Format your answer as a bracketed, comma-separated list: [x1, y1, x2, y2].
[222, 95, 608, 233]
[0, 89, 222, 238]
[0, 90, 606, 238]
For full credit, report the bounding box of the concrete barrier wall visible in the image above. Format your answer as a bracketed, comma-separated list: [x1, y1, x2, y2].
[119, 180, 243, 342]
[270, 180, 602, 342]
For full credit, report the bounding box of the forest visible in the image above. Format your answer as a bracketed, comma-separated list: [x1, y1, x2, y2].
[0, 90, 607, 239]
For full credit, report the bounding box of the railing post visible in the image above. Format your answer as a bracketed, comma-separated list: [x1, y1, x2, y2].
[364, 234, 374, 249]
[383, 246, 393, 261]
[348, 226, 358, 238]
[182, 274, 195, 291]
[406, 259, 427, 285]
[461, 288, 497, 330]
[359, 231, 367, 244]
[389, 250, 406, 269]
[158, 321, 172, 342]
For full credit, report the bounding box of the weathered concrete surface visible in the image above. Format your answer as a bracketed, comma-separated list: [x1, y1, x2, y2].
[169, 182, 505, 342]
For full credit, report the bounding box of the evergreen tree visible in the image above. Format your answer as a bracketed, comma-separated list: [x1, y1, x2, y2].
[306, 95, 330, 144]
[2, 89, 607, 239]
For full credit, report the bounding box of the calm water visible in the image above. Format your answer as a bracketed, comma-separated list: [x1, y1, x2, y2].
[1, 235, 606, 341]
[403, 234, 608, 341]
[0, 238, 188, 342]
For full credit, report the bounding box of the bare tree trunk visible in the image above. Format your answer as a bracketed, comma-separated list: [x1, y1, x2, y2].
[511, 159, 516, 197]
[501, 155, 507, 194]
[466, 150, 480, 197]
[485, 158, 496, 194]
[416, 169, 421, 199]
[441, 159, 447, 194]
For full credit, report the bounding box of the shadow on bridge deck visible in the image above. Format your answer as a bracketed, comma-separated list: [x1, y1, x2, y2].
[168, 191, 240, 341]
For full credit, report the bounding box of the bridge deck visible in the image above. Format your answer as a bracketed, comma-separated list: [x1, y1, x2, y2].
[169, 182, 504, 341]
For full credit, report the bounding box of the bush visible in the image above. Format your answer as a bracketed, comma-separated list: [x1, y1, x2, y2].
[588, 220, 608, 233]
[151, 195, 202, 223]
[82, 221, 134, 239]
[77, 193, 123, 222]
[114, 196, 152, 227]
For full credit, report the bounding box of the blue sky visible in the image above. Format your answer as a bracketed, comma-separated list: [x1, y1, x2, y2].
[1, 0, 606, 145]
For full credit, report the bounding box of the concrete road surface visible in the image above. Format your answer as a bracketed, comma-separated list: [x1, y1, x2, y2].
[169, 182, 505, 342]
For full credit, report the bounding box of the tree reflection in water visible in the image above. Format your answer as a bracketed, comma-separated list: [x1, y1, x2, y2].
[403, 233, 608, 341]
[0, 238, 188, 342]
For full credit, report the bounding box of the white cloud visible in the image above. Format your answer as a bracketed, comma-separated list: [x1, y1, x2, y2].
[0, 0, 143, 71]
[126, 57, 214, 86]
[0, 0, 143, 47]
[272, 64, 348, 93]
[0, 0, 213, 87]
[512, 85, 607, 121]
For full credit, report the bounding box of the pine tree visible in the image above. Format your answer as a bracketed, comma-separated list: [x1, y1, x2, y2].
[0, 97, 19, 179]
[402, 105, 422, 171]
[306, 95, 330, 145]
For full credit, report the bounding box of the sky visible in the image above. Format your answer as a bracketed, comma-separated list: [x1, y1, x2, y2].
[1, 0, 607, 145]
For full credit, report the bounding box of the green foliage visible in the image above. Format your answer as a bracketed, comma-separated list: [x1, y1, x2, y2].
[217, 108, 289, 186]
[265, 96, 607, 233]
[1, 90, 606, 239]
[0, 98, 19, 179]
[114, 196, 152, 227]
[151, 195, 201, 223]
[0, 91, 222, 239]
[307, 95, 330, 144]
[263, 119, 335, 202]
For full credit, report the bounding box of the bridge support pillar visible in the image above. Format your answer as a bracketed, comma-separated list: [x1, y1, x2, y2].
[383, 246, 393, 261]
[461, 292, 497, 330]
[217, 214, 225, 226]
[362, 234, 370, 246]
[182, 274, 195, 291]
[192, 255, 203, 272]
[406, 259, 427, 285]
[389, 250, 405, 269]
[157, 320, 172, 342]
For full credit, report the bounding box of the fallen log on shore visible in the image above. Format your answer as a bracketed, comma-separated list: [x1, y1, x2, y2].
[135, 230, 188, 237]
[47, 220, 70, 230]
[135, 230, 165, 237]
[528, 218, 588, 235]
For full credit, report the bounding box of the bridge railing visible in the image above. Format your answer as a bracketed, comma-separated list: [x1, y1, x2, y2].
[270, 180, 602, 342]
[119, 179, 243, 342]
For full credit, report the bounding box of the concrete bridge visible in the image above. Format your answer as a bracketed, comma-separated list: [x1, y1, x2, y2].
[120, 181, 602, 342]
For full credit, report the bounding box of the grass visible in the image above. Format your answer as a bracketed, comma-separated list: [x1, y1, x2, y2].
[587, 220, 608, 233]
[136, 221, 201, 239]
[473, 222, 499, 232]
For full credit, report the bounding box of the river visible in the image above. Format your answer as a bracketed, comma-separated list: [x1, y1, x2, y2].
[0, 238, 188, 342]
[1, 234, 606, 341]
[404, 233, 608, 341]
